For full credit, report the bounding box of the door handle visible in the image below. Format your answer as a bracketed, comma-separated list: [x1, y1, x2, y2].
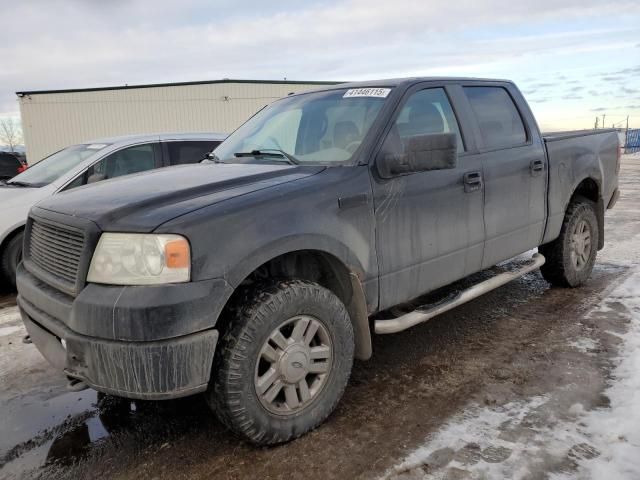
[463, 171, 482, 192]
[530, 159, 544, 176]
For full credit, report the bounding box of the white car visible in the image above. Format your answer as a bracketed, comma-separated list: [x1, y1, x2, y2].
[0, 132, 226, 287]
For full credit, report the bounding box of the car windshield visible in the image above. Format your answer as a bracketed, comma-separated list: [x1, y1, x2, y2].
[7, 143, 109, 187]
[214, 87, 392, 165]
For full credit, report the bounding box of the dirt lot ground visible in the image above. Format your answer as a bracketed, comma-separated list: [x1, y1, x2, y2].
[1, 155, 639, 480]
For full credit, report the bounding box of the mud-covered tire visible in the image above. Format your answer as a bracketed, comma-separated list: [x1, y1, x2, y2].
[539, 196, 599, 287]
[1, 231, 23, 290]
[208, 279, 354, 445]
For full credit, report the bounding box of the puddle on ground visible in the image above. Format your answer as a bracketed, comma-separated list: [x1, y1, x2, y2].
[0, 386, 213, 478]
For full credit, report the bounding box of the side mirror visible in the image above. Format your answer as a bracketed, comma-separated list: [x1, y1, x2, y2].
[377, 132, 457, 178]
[87, 173, 106, 184]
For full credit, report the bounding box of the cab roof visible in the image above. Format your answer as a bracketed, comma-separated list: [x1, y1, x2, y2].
[289, 77, 515, 96]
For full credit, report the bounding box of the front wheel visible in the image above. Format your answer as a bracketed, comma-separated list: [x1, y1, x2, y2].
[539, 196, 599, 287]
[208, 279, 354, 445]
[1, 231, 23, 290]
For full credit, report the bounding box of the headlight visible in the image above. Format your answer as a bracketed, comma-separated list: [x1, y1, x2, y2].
[87, 233, 190, 285]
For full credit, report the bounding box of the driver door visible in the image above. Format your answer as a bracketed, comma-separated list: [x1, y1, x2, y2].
[371, 85, 485, 310]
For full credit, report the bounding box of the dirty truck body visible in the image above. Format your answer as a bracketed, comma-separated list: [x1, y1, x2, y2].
[17, 78, 620, 444]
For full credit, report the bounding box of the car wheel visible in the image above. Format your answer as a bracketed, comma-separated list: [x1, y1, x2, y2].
[539, 196, 599, 287]
[208, 279, 354, 445]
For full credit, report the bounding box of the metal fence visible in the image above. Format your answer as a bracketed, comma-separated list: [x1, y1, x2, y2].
[626, 128, 640, 154]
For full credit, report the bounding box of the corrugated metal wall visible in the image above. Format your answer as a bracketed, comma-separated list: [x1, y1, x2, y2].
[18, 81, 331, 162]
[626, 129, 640, 153]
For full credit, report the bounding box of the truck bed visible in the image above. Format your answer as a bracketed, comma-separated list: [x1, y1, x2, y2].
[541, 128, 620, 248]
[542, 128, 618, 142]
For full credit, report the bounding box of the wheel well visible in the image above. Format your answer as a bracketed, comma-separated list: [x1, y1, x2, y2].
[218, 250, 372, 360]
[242, 250, 351, 295]
[0, 226, 24, 258]
[571, 178, 605, 250]
[572, 178, 599, 204]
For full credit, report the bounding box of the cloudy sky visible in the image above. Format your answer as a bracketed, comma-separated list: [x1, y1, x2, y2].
[1, 0, 638, 130]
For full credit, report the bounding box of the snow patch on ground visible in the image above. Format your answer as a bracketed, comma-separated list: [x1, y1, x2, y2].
[382, 396, 554, 479]
[382, 269, 640, 480]
[554, 271, 640, 479]
[0, 305, 21, 325]
[0, 306, 23, 337]
[568, 337, 599, 353]
[0, 325, 22, 337]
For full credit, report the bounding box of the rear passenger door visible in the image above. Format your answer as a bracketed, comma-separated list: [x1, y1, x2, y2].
[462, 84, 547, 267]
[164, 141, 223, 166]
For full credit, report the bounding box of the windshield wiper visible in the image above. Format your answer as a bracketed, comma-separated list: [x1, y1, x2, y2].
[234, 149, 299, 165]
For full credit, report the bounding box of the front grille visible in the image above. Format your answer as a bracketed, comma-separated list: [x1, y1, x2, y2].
[29, 220, 85, 284]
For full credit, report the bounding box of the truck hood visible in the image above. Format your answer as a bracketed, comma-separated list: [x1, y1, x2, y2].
[35, 163, 324, 232]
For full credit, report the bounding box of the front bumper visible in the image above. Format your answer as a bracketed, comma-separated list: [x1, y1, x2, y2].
[16, 264, 233, 400]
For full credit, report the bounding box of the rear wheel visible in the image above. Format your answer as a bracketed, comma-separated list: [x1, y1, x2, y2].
[1, 231, 23, 290]
[539, 196, 599, 287]
[208, 279, 354, 445]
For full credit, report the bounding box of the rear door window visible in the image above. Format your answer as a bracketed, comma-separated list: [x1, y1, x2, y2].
[464, 86, 527, 150]
[87, 143, 158, 183]
[166, 141, 223, 166]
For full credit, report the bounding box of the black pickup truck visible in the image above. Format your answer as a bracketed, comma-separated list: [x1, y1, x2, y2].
[17, 77, 620, 445]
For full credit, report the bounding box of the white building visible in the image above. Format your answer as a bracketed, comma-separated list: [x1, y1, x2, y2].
[17, 79, 337, 162]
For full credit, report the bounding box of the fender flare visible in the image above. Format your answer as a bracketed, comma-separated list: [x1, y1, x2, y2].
[224, 234, 371, 288]
[222, 236, 374, 361]
[567, 176, 605, 250]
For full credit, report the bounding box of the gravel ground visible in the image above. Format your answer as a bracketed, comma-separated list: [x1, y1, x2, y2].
[0, 154, 638, 480]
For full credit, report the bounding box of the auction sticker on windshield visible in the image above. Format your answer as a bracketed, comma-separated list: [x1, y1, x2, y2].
[343, 88, 391, 98]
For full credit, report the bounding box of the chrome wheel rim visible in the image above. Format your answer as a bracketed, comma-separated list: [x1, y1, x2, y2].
[254, 315, 333, 415]
[570, 219, 591, 270]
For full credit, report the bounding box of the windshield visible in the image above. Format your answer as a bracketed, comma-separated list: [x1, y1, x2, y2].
[7, 143, 109, 187]
[214, 87, 392, 165]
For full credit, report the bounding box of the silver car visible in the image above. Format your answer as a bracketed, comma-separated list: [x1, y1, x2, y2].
[0, 132, 226, 287]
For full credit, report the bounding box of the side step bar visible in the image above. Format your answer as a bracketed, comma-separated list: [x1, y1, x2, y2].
[374, 253, 546, 334]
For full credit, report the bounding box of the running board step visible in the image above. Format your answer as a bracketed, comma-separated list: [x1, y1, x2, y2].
[374, 253, 546, 334]
[66, 376, 89, 392]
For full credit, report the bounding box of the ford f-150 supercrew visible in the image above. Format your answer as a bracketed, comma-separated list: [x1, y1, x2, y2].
[16, 78, 620, 445]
